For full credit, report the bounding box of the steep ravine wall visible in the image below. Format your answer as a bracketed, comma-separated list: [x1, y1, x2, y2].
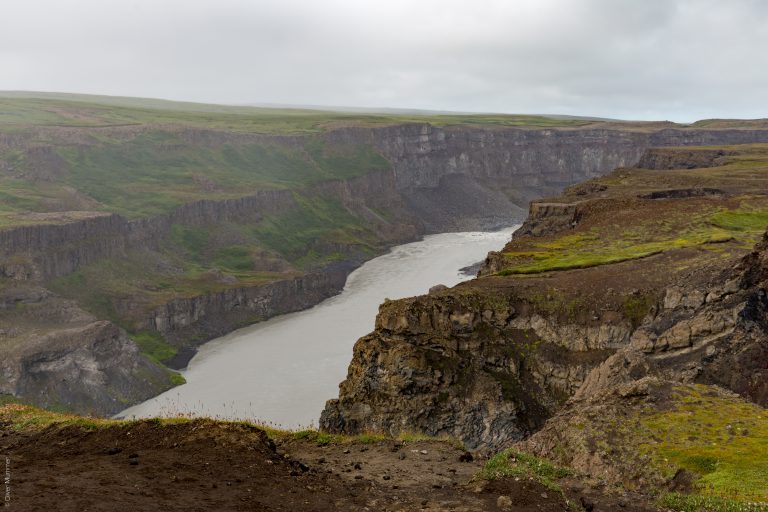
[319, 287, 629, 452]
[0, 189, 297, 281]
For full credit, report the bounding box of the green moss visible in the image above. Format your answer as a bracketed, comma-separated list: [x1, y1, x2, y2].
[170, 224, 209, 261]
[498, 232, 730, 275]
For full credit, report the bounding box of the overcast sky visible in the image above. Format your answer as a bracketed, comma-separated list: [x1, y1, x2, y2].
[2, 0, 767, 121]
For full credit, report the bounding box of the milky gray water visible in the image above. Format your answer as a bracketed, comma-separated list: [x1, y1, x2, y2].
[119, 227, 517, 428]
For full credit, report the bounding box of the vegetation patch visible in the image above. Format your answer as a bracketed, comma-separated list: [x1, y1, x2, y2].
[659, 493, 768, 512]
[129, 330, 177, 363]
[498, 197, 768, 276]
[623, 293, 656, 328]
[476, 449, 571, 492]
[261, 427, 465, 449]
[637, 385, 768, 503]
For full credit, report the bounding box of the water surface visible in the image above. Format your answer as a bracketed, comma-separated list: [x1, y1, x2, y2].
[119, 227, 517, 427]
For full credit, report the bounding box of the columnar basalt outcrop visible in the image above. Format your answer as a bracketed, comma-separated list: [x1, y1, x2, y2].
[139, 265, 353, 351]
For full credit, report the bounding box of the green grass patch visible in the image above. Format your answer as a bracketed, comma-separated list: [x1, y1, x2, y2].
[711, 209, 768, 233]
[251, 193, 376, 266]
[213, 246, 254, 272]
[266, 428, 464, 449]
[499, 232, 734, 275]
[0, 93, 599, 132]
[476, 449, 571, 492]
[168, 371, 186, 386]
[129, 331, 177, 363]
[638, 385, 768, 503]
[659, 493, 768, 512]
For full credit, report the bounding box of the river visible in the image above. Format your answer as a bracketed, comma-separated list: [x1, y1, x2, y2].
[118, 226, 517, 428]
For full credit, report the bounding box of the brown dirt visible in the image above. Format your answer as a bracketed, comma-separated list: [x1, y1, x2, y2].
[0, 419, 661, 511]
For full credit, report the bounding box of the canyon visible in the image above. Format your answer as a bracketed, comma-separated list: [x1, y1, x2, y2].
[2, 95, 768, 420]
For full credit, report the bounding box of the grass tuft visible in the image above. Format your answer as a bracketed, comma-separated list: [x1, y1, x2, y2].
[476, 449, 571, 492]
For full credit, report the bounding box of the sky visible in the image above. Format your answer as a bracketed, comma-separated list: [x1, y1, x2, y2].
[1, 0, 767, 122]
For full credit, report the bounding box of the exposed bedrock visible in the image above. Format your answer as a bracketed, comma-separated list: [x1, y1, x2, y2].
[577, 233, 768, 406]
[320, 287, 630, 452]
[0, 284, 174, 416]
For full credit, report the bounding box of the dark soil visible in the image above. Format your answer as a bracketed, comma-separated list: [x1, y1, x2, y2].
[0, 419, 661, 511]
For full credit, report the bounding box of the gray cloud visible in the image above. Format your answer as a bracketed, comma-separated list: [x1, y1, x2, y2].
[1, 0, 767, 121]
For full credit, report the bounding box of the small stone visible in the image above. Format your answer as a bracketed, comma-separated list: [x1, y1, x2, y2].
[343, 448, 351, 454]
[354, 462, 362, 470]
[497, 495, 513, 511]
[383, 475, 391, 480]
[458, 451, 473, 462]
[541, 492, 548, 499]
[420, 450, 428, 455]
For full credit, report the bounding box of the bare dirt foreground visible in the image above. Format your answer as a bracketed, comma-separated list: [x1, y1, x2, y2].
[0, 414, 660, 512]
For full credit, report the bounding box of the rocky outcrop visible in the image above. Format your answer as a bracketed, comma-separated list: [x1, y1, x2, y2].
[636, 147, 733, 170]
[320, 287, 627, 452]
[137, 264, 355, 367]
[576, 233, 768, 406]
[0, 284, 174, 415]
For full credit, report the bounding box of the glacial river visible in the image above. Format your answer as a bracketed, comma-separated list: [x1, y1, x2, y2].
[119, 227, 518, 428]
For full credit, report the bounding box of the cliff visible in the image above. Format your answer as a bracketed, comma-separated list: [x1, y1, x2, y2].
[322, 143, 768, 455]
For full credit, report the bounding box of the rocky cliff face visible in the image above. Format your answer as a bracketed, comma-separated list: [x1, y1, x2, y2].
[575, 234, 768, 406]
[139, 265, 353, 365]
[514, 232, 768, 492]
[320, 285, 631, 452]
[0, 284, 174, 415]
